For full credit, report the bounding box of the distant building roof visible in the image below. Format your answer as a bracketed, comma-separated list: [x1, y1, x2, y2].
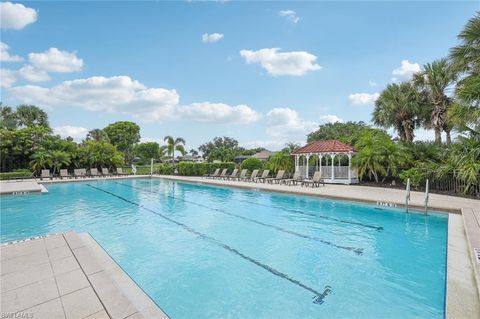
[252, 150, 274, 160]
[291, 140, 355, 155]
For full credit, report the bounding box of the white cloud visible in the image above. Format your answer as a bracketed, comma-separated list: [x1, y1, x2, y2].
[178, 102, 260, 124]
[392, 60, 420, 81]
[17, 65, 50, 82]
[0, 2, 37, 30]
[319, 114, 343, 124]
[240, 48, 321, 76]
[0, 69, 17, 88]
[266, 108, 317, 139]
[28, 48, 83, 73]
[348, 92, 380, 105]
[7, 75, 260, 125]
[368, 80, 377, 87]
[279, 10, 300, 23]
[0, 42, 23, 62]
[201, 33, 224, 43]
[53, 126, 88, 141]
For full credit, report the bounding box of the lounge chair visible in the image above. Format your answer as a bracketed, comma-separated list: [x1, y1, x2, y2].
[302, 171, 324, 187]
[236, 169, 248, 181]
[40, 169, 52, 180]
[73, 168, 86, 178]
[225, 169, 239, 180]
[252, 170, 270, 183]
[244, 169, 259, 182]
[204, 168, 220, 179]
[116, 168, 127, 176]
[88, 168, 101, 178]
[281, 172, 302, 186]
[60, 169, 72, 179]
[101, 167, 111, 177]
[265, 170, 285, 184]
[215, 168, 228, 179]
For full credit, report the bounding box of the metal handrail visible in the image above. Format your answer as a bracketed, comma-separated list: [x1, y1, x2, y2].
[405, 178, 411, 213]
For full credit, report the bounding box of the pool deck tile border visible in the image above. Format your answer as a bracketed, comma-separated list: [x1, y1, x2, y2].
[0, 232, 169, 319]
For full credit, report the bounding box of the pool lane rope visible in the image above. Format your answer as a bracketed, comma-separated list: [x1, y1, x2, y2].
[114, 181, 364, 256]
[86, 183, 332, 305]
[157, 180, 384, 232]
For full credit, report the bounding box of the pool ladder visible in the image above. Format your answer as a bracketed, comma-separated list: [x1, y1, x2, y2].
[405, 178, 429, 215]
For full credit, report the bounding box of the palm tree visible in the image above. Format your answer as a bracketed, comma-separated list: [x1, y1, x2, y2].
[50, 151, 71, 175]
[414, 59, 457, 144]
[30, 150, 52, 172]
[450, 13, 480, 104]
[163, 136, 186, 161]
[15, 105, 50, 128]
[373, 82, 423, 143]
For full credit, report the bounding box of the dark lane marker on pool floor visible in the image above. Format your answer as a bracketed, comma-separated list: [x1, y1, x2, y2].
[160, 180, 384, 232]
[114, 181, 364, 255]
[85, 183, 332, 305]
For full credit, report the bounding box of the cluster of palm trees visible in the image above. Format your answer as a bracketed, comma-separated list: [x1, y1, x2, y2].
[373, 13, 479, 144]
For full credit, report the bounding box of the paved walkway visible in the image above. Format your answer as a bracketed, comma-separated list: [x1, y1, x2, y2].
[1, 232, 168, 319]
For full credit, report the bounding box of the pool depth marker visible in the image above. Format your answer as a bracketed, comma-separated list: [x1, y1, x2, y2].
[115, 181, 364, 255]
[86, 183, 332, 305]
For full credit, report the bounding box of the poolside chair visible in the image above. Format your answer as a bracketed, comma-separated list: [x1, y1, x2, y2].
[88, 168, 101, 178]
[236, 169, 248, 181]
[204, 168, 220, 179]
[60, 169, 72, 179]
[281, 171, 302, 186]
[252, 170, 270, 183]
[225, 169, 239, 180]
[73, 168, 85, 178]
[265, 170, 285, 184]
[40, 169, 52, 180]
[245, 169, 259, 182]
[115, 168, 127, 176]
[216, 168, 228, 179]
[101, 167, 111, 177]
[302, 171, 325, 187]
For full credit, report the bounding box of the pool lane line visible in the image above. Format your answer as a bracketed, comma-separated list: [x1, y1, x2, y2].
[85, 183, 333, 305]
[114, 181, 364, 256]
[157, 180, 384, 232]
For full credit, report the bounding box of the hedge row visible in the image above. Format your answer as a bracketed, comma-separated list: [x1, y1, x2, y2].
[0, 169, 33, 180]
[176, 162, 235, 176]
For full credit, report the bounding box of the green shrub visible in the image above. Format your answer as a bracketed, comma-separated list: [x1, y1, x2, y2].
[240, 158, 263, 171]
[399, 167, 427, 188]
[176, 162, 235, 176]
[0, 169, 33, 180]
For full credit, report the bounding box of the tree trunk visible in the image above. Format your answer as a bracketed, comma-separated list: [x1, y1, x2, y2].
[445, 130, 452, 145]
[434, 127, 442, 145]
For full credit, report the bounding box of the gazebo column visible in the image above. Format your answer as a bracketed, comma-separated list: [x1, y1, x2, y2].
[348, 153, 352, 184]
[305, 154, 310, 178]
[318, 154, 323, 177]
[294, 155, 299, 173]
[330, 153, 336, 182]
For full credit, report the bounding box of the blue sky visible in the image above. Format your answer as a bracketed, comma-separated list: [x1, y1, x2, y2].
[1, 1, 478, 151]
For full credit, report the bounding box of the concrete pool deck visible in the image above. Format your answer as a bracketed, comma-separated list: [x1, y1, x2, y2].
[0, 232, 168, 319]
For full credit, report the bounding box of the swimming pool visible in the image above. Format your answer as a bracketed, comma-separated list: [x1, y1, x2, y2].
[1, 178, 448, 318]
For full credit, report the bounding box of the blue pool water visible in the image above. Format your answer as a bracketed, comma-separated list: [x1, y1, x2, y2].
[1, 178, 448, 318]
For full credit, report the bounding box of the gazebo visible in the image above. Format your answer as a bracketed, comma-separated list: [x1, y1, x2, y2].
[291, 140, 358, 184]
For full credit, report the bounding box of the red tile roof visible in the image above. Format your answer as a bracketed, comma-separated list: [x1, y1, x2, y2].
[291, 140, 355, 155]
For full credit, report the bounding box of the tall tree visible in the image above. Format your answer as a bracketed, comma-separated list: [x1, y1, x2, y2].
[86, 129, 110, 142]
[414, 59, 457, 144]
[307, 122, 370, 144]
[163, 136, 186, 160]
[0, 104, 18, 130]
[15, 105, 50, 129]
[135, 142, 160, 160]
[198, 136, 240, 158]
[373, 82, 424, 143]
[450, 13, 480, 105]
[103, 121, 140, 162]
